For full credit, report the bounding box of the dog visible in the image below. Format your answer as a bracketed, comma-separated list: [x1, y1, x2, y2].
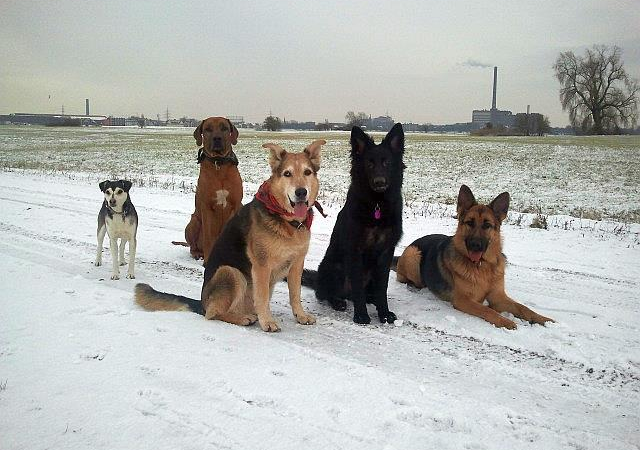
[301, 124, 405, 324]
[394, 185, 554, 329]
[136, 140, 326, 332]
[95, 180, 138, 280]
[174, 117, 243, 263]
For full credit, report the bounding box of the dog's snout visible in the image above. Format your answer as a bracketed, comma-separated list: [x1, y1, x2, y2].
[371, 177, 388, 192]
[466, 238, 486, 253]
[212, 136, 223, 147]
[295, 187, 308, 199]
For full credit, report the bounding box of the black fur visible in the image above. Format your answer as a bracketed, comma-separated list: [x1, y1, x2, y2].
[97, 179, 137, 226]
[408, 234, 453, 297]
[302, 124, 405, 324]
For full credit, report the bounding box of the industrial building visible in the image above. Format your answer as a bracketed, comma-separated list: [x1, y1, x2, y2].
[472, 66, 514, 128]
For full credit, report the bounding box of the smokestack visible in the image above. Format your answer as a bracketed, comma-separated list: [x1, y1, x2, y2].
[491, 66, 497, 110]
[85, 99, 90, 116]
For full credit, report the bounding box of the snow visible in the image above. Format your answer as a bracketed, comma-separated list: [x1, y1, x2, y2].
[1, 169, 639, 450]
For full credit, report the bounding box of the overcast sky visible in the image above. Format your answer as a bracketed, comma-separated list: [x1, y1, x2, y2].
[1, 0, 639, 126]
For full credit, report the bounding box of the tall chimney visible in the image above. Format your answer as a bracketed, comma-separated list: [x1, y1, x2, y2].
[85, 99, 90, 116]
[491, 66, 497, 110]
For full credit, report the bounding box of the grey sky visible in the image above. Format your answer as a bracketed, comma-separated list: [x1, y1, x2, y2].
[1, 0, 639, 127]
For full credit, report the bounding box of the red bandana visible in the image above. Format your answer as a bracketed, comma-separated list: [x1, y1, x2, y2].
[254, 180, 326, 229]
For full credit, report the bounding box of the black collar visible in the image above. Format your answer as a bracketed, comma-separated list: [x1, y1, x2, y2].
[197, 148, 239, 168]
[105, 202, 126, 220]
[287, 219, 307, 230]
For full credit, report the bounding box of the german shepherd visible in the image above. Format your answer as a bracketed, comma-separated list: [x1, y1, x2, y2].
[302, 124, 405, 324]
[394, 185, 554, 329]
[135, 140, 325, 332]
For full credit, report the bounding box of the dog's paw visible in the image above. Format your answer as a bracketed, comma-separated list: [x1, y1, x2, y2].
[110, 273, 120, 280]
[119, 261, 127, 266]
[353, 312, 371, 324]
[378, 310, 397, 324]
[329, 298, 347, 311]
[530, 314, 555, 326]
[259, 318, 281, 332]
[126, 273, 135, 279]
[94, 260, 102, 267]
[295, 312, 316, 325]
[241, 314, 258, 326]
[496, 317, 517, 329]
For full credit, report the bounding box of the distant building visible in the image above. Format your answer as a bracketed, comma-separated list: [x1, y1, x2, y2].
[283, 120, 316, 131]
[471, 66, 514, 128]
[402, 122, 429, 132]
[8, 113, 107, 126]
[368, 115, 394, 131]
[105, 116, 126, 126]
[472, 108, 514, 128]
[227, 115, 244, 125]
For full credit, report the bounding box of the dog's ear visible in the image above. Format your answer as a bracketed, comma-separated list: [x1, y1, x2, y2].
[457, 185, 477, 216]
[304, 139, 325, 172]
[350, 126, 371, 155]
[119, 180, 133, 192]
[227, 119, 239, 145]
[384, 123, 404, 153]
[99, 180, 109, 192]
[263, 143, 287, 171]
[193, 120, 204, 146]
[489, 192, 510, 223]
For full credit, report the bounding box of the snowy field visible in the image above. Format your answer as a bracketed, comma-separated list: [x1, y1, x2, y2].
[1, 126, 639, 449]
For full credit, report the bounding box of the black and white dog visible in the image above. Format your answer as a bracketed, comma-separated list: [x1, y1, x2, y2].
[95, 180, 138, 280]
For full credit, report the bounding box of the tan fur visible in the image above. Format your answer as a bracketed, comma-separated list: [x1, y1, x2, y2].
[134, 284, 191, 312]
[185, 116, 243, 262]
[395, 245, 424, 288]
[397, 186, 554, 329]
[201, 141, 324, 332]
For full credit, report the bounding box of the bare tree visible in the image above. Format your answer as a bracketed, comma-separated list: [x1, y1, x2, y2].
[345, 111, 369, 128]
[554, 45, 639, 134]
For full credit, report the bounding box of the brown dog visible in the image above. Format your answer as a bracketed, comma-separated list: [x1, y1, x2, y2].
[394, 185, 554, 329]
[136, 140, 325, 332]
[182, 117, 242, 262]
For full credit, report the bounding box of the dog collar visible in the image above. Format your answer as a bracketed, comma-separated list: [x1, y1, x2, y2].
[106, 203, 123, 215]
[287, 219, 307, 230]
[197, 148, 239, 169]
[254, 180, 327, 230]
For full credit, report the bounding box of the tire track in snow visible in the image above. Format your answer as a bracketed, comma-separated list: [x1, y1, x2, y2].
[1, 218, 638, 394]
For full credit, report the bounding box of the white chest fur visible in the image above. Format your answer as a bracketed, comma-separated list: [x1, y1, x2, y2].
[106, 215, 136, 239]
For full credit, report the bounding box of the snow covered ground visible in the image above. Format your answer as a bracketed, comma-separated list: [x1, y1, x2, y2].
[1, 168, 639, 450]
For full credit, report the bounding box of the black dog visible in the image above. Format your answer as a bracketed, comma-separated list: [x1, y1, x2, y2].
[302, 123, 405, 324]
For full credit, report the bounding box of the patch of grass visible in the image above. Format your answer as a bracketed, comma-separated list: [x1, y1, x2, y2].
[529, 206, 548, 230]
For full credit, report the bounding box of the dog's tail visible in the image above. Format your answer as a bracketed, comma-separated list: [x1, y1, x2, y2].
[390, 256, 400, 272]
[171, 241, 189, 246]
[301, 269, 317, 289]
[134, 283, 204, 315]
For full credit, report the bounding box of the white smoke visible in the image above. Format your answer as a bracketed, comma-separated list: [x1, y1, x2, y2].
[462, 59, 493, 69]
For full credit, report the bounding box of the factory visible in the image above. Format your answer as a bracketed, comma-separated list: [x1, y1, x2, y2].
[472, 66, 514, 128]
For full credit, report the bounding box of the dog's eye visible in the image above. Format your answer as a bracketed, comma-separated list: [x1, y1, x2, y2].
[482, 222, 493, 229]
[382, 159, 388, 167]
[304, 169, 312, 176]
[464, 220, 475, 227]
[283, 170, 292, 177]
[105, 189, 112, 195]
[115, 189, 123, 195]
[366, 160, 374, 169]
